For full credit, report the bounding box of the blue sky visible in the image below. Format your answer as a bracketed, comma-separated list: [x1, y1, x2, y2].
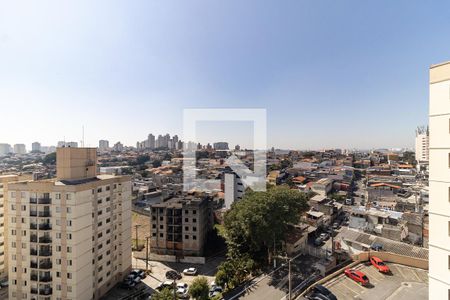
[1, 1, 449, 150]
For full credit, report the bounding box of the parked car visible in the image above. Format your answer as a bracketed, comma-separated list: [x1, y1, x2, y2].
[314, 237, 323, 246]
[311, 284, 337, 300]
[157, 280, 175, 291]
[308, 293, 331, 300]
[319, 233, 330, 241]
[332, 222, 340, 230]
[344, 269, 369, 286]
[183, 267, 198, 276]
[371, 243, 383, 251]
[127, 274, 141, 284]
[131, 269, 147, 279]
[165, 270, 182, 280]
[176, 283, 189, 299]
[370, 256, 390, 273]
[209, 285, 223, 297]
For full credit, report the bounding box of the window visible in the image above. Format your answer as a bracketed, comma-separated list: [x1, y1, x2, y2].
[185, 226, 189, 231]
[185, 210, 189, 214]
[67, 273, 72, 279]
[185, 218, 188, 222]
[67, 207, 71, 213]
[67, 220, 72, 226]
[56, 193, 61, 199]
[66, 194, 72, 200]
[193, 227, 197, 232]
[160, 225, 163, 229]
[56, 272, 61, 278]
[159, 233, 164, 238]
[193, 210, 197, 215]
[11, 204, 16, 211]
[185, 235, 189, 239]
[193, 235, 197, 240]
[193, 218, 197, 223]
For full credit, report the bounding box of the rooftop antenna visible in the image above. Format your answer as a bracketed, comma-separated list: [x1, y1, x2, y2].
[81, 125, 85, 147]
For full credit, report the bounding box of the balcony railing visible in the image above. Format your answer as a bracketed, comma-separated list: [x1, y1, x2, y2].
[39, 250, 52, 257]
[30, 235, 38, 243]
[30, 211, 38, 217]
[30, 249, 38, 256]
[39, 262, 52, 269]
[30, 198, 37, 204]
[39, 276, 52, 282]
[31, 288, 38, 294]
[39, 288, 52, 295]
[30, 274, 38, 281]
[30, 223, 37, 230]
[38, 198, 51, 205]
[38, 236, 52, 244]
[38, 211, 51, 217]
[38, 224, 52, 230]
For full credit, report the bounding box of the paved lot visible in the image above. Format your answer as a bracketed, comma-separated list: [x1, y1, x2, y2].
[322, 263, 428, 300]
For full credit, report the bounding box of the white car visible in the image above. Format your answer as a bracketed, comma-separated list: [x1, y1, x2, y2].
[176, 284, 189, 299]
[183, 267, 198, 276]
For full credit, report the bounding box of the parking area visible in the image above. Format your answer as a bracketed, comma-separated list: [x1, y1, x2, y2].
[321, 263, 428, 300]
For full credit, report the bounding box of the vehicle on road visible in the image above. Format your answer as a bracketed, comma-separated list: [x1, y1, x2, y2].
[308, 293, 331, 300]
[371, 243, 383, 251]
[157, 280, 175, 291]
[311, 284, 337, 300]
[183, 267, 198, 276]
[131, 269, 147, 279]
[370, 256, 390, 273]
[209, 285, 223, 297]
[165, 270, 182, 280]
[319, 233, 330, 241]
[344, 268, 369, 286]
[176, 283, 189, 299]
[332, 222, 340, 230]
[314, 237, 323, 246]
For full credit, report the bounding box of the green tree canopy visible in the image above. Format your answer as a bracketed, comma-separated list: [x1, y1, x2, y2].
[222, 186, 309, 265]
[43, 152, 56, 165]
[189, 276, 209, 300]
[152, 288, 177, 300]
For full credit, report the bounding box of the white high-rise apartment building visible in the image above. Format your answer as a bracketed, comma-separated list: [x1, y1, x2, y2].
[0, 175, 19, 280]
[428, 61, 450, 299]
[7, 147, 132, 300]
[224, 173, 244, 209]
[415, 126, 429, 162]
[98, 140, 109, 151]
[32, 142, 41, 153]
[13, 144, 27, 155]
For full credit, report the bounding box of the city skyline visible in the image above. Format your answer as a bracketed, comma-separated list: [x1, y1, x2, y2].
[2, 1, 449, 149]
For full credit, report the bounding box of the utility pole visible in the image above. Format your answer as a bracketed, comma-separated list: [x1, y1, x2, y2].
[146, 236, 150, 272]
[288, 259, 292, 300]
[134, 225, 140, 251]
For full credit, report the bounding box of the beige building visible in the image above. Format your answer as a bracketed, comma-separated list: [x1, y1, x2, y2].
[150, 195, 211, 257]
[0, 175, 19, 280]
[7, 147, 132, 300]
[429, 61, 450, 299]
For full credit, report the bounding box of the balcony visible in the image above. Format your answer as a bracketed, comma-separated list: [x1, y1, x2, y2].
[38, 211, 51, 217]
[39, 288, 52, 295]
[30, 249, 38, 256]
[38, 236, 52, 244]
[39, 276, 52, 282]
[39, 250, 52, 257]
[39, 261, 52, 269]
[30, 223, 37, 230]
[30, 235, 38, 243]
[30, 211, 38, 217]
[30, 274, 38, 281]
[38, 224, 52, 230]
[38, 198, 51, 204]
[30, 197, 37, 204]
[31, 288, 38, 294]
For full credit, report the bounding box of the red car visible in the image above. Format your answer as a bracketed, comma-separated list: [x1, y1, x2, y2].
[344, 268, 369, 286]
[370, 256, 390, 273]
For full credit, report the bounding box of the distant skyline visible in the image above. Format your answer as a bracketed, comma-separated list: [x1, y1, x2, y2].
[1, 1, 449, 149]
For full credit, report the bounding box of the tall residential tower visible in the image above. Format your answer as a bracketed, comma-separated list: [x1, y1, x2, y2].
[7, 147, 132, 300]
[429, 61, 450, 299]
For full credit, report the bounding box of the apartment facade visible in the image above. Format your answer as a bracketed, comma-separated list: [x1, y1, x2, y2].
[7, 147, 132, 300]
[224, 173, 244, 209]
[429, 61, 450, 299]
[0, 175, 19, 280]
[150, 195, 211, 257]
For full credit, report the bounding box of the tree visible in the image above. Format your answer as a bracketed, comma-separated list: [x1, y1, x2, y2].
[136, 154, 150, 165]
[222, 186, 309, 265]
[280, 159, 292, 169]
[189, 276, 209, 300]
[152, 288, 177, 300]
[152, 160, 162, 168]
[215, 256, 255, 290]
[43, 152, 56, 165]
